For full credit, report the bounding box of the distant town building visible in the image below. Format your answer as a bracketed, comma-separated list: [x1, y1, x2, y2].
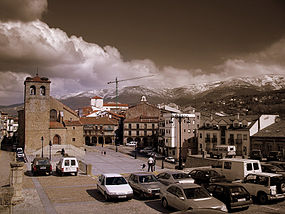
[0, 111, 8, 140]
[78, 96, 128, 117]
[198, 114, 279, 156]
[158, 107, 200, 160]
[124, 96, 160, 147]
[251, 118, 285, 157]
[18, 75, 84, 154]
[6, 116, 18, 137]
[80, 111, 124, 146]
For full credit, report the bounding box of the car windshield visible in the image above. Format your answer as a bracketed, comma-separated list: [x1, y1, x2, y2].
[230, 186, 248, 195]
[206, 170, 220, 177]
[271, 176, 284, 186]
[172, 173, 190, 179]
[106, 177, 127, 185]
[139, 175, 157, 183]
[184, 187, 210, 199]
[37, 159, 50, 165]
[267, 165, 284, 172]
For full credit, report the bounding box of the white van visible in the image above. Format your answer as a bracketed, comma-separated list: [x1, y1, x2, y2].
[56, 156, 79, 176]
[214, 158, 262, 181]
[209, 145, 236, 158]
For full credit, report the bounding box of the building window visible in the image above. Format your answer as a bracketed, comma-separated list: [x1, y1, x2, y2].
[200, 133, 202, 138]
[243, 134, 247, 140]
[129, 124, 131, 129]
[73, 127, 75, 130]
[144, 123, 147, 129]
[136, 124, 139, 129]
[30, 85, 36, 95]
[152, 123, 155, 129]
[129, 131, 131, 136]
[50, 109, 57, 121]
[72, 138, 75, 142]
[136, 131, 139, 136]
[40, 86, 46, 96]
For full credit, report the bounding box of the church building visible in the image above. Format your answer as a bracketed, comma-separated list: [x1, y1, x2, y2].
[18, 75, 84, 154]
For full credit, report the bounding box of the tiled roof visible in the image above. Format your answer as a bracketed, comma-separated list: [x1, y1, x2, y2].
[64, 120, 82, 126]
[103, 103, 129, 107]
[91, 96, 103, 99]
[80, 117, 118, 125]
[50, 121, 65, 129]
[253, 120, 285, 138]
[25, 75, 51, 83]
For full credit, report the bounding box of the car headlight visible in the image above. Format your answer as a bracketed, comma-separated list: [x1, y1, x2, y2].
[147, 189, 152, 193]
[220, 204, 228, 212]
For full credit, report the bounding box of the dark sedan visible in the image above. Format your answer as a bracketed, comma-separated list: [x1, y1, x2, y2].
[31, 157, 52, 176]
[207, 183, 252, 212]
[189, 168, 226, 188]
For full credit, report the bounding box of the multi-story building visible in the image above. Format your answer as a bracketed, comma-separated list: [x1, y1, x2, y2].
[251, 119, 285, 157]
[6, 116, 18, 137]
[80, 112, 123, 146]
[0, 111, 8, 140]
[198, 114, 279, 156]
[124, 96, 160, 147]
[158, 109, 200, 160]
[18, 74, 84, 154]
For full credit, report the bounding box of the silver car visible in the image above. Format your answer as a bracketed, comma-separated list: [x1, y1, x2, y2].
[160, 183, 228, 212]
[157, 171, 195, 186]
[128, 172, 161, 198]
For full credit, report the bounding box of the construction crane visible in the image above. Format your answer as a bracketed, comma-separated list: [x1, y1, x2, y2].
[107, 75, 155, 110]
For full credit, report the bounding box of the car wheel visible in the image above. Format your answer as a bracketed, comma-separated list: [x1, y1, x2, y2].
[74, 172, 78, 176]
[280, 183, 285, 193]
[257, 192, 268, 204]
[162, 198, 168, 208]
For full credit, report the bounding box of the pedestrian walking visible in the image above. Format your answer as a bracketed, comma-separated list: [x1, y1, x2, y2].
[147, 156, 154, 172]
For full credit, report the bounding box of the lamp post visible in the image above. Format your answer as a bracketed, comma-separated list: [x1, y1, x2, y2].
[170, 114, 191, 170]
[41, 136, 44, 158]
[49, 140, 52, 160]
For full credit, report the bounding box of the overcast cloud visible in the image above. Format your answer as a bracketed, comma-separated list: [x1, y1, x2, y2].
[0, 1, 284, 105]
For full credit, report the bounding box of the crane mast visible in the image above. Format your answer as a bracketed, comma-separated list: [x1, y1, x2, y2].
[107, 75, 154, 110]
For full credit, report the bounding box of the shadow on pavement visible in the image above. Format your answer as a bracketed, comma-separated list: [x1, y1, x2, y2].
[86, 189, 106, 202]
[144, 199, 174, 213]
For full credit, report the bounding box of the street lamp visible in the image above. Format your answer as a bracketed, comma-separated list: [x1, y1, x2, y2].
[49, 140, 52, 160]
[170, 114, 191, 170]
[41, 136, 44, 158]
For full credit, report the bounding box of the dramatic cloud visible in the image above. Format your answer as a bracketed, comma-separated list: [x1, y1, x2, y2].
[0, 0, 47, 22]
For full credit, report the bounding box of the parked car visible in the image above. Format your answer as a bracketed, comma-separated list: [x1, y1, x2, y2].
[235, 172, 285, 204]
[97, 173, 133, 201]
[157, 171, 195, 186]
[149, 152, 165, 159]
[189, 168, 226, 188]
[139, 147, 154, 154]
[207, 183, 252, 212]
[209, 145, 236, 159]
[165, 157, 176, 164]
[249, 149, 263, 161]
[31, 157, 52, 176]
[126, 141, 137, 146]
[160, 183, 228, 212]
[128, 172, 161, 198]
[261, 163, 285, 176]
[56, 156, 78, 176]
[267, 151, 283, 161]
[268, 161, 285, 171]
[214, 158, 262, 181]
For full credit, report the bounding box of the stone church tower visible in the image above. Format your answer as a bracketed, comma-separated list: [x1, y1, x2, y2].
[24, 75, 51, 153]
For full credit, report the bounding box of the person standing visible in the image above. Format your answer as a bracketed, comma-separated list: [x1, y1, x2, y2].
[147, 156, 154, 172]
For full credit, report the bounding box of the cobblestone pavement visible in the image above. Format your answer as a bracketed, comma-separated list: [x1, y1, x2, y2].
[2, 148, 285, 214]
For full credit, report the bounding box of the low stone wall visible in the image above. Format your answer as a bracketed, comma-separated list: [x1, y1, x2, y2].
[0, 186, 13, 206]
[78, 160, 92, 175]
[185, 155, 221, 168]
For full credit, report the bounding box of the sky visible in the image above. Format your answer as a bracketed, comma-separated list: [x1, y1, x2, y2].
[0, 0, 285, 105]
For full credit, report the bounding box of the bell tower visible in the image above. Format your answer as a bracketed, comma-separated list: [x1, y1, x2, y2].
[24, 74, 51, 153]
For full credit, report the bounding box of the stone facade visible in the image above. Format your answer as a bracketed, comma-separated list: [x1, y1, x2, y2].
[18, 75, 84, 154]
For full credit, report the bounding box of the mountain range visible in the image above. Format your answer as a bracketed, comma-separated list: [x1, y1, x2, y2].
[1, 74, 285, 116]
